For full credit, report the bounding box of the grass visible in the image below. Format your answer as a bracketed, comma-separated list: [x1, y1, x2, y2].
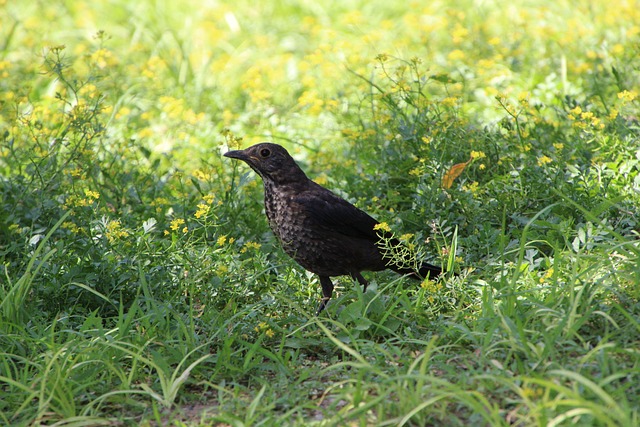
[1, 0, 639, 425]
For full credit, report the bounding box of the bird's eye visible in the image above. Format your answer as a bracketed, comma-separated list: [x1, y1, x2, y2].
[259, 148, 271, 157]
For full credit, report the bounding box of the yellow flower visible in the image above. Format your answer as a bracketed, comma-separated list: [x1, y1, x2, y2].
[462, 181, 479, 194]
[255, 321, 268, 332]
[447, 49, 465, 61]
[298, 90, 324, 115]
[194, 203, 210, 219]
[70, 167, 84, 179]
[539, 268, 554, 283]
[470, 150, 486, 160]
[142, 56, 166, 79]
[84, 189, 100, 201]
[314, 174, 328, 186]
[194, 169, 211, 181]
[91, 48, 118, 69]
[617, 90, 637, 102]
[537, 155, 553, 166]
[441, 97, 458, 107]
[421, 279, 436, 291]
[105, 219, 129, 243]
[255, 321, 275, 337]
[451, 24, 469, 44]
[217, 235, 227, 246]
[170, 218, 185, 231]
[570, 106, 582, 116]
[409, 167, 422, 176]
[373, 222, 391, 232]
[241, 241, 262, 253]
[400, 233, 415, 241]
[521, 386, 544, 399]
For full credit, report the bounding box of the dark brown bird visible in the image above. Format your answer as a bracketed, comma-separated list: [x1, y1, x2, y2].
[224, 143, 443, 313]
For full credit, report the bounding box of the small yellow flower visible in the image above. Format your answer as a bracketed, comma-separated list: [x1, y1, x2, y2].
[462, 181, 479, 194]
[441, 97, 458, 107]
[570, 106, 582, 116]
[447, 49, 465, 61]
[194, 203, 210, 219]
[314, 174, 328, 186]
[373, 222, 391, 232]
[70, 167, 84, 178]
[470, 150, 486, 160]
[241, 241, 262, 253]
[537, 155, 553, 166]
[217, 235, 227, 246]
[298, 90, 324, 115]
[522, 386, 544, 399]
[255, 321, 275, 337]
[91, 48, 118, 69]
[421, 279, 435, 291]
[255, 321, 267, 332]
[617, 90, 637, 102]
[451, 24, 469, 44]
[84, 189, 100, 201]
[194, 169, 212, 181]
[518, 92, 530, 104]
[580, 111, 594, 120]
[539, 268, 554, 283]
[409, 167, 422, 176]
[105, 219, 129, 243]
[170, 218, 185, 231]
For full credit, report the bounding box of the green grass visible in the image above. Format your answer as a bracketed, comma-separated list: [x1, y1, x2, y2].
[1, 0, 639, 425]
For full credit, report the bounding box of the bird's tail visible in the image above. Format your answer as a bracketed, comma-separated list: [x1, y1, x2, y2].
[418, 261, 443, 278]
[390, 261, 443, 280]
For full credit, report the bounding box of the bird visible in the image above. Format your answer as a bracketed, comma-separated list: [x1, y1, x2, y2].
[224, 142, 444, 314]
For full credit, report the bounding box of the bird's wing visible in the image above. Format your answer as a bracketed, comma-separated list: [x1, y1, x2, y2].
[295, 185, 381, 241]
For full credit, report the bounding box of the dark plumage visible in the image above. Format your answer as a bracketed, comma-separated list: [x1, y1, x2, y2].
[224, 143, 443, 313]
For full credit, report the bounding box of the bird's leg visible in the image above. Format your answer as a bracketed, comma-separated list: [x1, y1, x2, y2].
[351, 272, 369, 292]
[317, 275, 334, 315]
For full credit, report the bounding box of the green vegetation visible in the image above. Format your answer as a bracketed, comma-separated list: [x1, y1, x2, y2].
[1, 0, 638, 425]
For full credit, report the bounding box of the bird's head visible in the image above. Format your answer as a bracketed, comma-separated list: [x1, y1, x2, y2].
[224, 143, 308, 185]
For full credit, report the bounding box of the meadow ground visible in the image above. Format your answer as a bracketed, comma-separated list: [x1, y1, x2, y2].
[1, 0, 639, 425]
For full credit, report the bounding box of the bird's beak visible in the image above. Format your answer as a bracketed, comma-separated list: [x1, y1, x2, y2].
[224, 149, 248, 161]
